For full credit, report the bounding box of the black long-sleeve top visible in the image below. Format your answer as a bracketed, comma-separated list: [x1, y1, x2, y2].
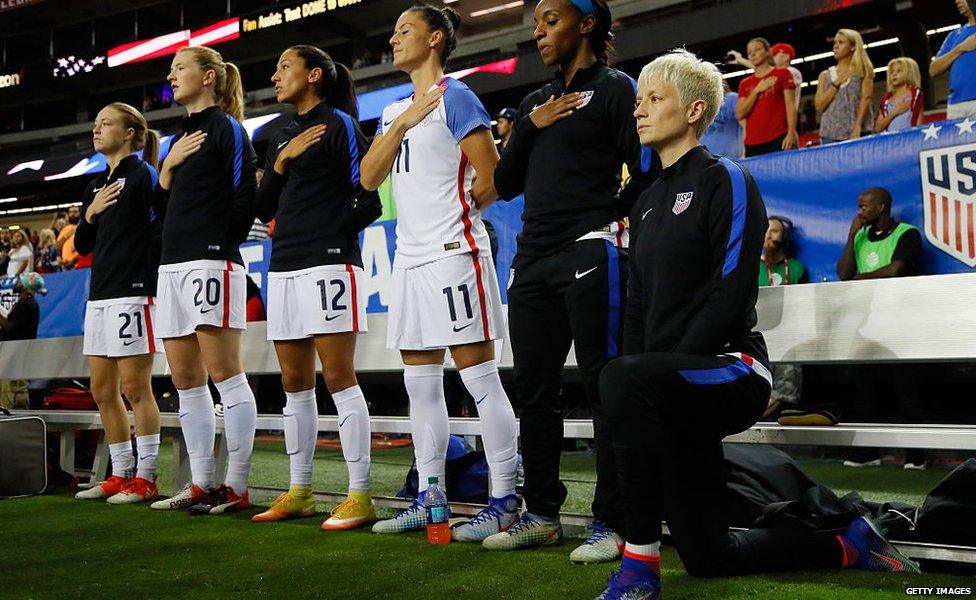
[255, 101, 381, 272]
[75, 155, 161, 300]
[159, 106, 256, 266]
[624, 146, 770, 369]
[494, 60, 658, 257]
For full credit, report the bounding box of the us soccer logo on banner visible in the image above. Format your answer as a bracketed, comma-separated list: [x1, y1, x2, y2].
[919, 142, 976, 267]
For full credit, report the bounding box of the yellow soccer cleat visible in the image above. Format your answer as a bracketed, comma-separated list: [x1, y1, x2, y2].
[251, 490, 316, 523]
[322, 491, 376, 531]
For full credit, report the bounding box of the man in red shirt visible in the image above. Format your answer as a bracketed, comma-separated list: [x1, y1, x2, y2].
[736, 37, 798, 156]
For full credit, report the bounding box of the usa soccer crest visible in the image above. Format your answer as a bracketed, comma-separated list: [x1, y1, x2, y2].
[919, 142, 976, 267]
[672, 191, 693, 215]
[577, 90, 594, 108]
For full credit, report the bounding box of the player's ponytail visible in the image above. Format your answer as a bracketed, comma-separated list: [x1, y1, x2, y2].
[106, 102, 160, 170]
[178, 46, 245, 122]
[220, 61, 246, 122]
[289, 45, 359, 119]
[142, 129, 161, 171]
[407, 4, 461, 66]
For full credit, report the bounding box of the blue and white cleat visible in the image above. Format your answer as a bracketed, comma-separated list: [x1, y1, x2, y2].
[482, 511, 562, 550]
[452, 494, 519, 542]
[372, 497, 428, 534]
[571, 520, 624, 563]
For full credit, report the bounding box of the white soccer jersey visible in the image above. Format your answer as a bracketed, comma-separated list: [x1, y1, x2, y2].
[380, 77, 493, 270]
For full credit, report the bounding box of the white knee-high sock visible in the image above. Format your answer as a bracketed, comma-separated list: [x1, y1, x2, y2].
[177, 384, 216, 489]
[403, 364, 448, 493]
[216, 373, 257, 494]
[283, 388, 318, 488]
[332, 384, 371, 493]
[135, 434, 160, 481]
[460, 360, 518, 498]
[109, 440, 135, 479]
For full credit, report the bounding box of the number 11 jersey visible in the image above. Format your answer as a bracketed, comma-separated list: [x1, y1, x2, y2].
[379, 77, 493, 270]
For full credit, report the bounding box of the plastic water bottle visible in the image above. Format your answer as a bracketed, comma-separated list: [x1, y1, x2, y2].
[424, 476, 451, 545]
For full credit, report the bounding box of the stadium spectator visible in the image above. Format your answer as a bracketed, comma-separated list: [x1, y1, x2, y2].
[876, 57, 924, 132]
[759, 216, 806, 415]
[816, 29, 875, 144]
[836, 187, 925, 468]
[58, 206, 82, 269]
[929, 0, 976, 119]
[0, 272, 43, 341]
[772, 43, 803, 108]
[495, 107, 516, 148]
[57, 206, 80, 249]
[761, 216, 806, 286]
[735, 38, 798, 156]
[247, 168, 271, 242]
[595, 50, 918, 599]
[0, 227, 10, 274]
[48, 212, 66, 238]
[6, 229, 34, 277]
[836, 187, 921, 280]
[34, 228, 61, 273]
[701, 80, 744, 159]
[731, 42, 803, 109]
[0, 272, 45, 409]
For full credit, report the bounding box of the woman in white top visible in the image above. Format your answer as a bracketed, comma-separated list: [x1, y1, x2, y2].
[6, 230, 34, 277]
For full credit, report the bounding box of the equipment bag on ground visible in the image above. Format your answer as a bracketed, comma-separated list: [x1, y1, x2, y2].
[0, 408, 47, 498]
[913, 458, 976, 546]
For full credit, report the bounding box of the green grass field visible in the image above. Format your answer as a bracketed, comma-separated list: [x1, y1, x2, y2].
[2, 440, 973, 599]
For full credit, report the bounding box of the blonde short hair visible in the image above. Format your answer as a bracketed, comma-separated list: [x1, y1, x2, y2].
[637, 49, 724, 139]
[885, 57, 921, 92]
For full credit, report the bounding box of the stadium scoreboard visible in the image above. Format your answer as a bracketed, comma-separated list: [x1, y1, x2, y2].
[243, 0, 363, 33]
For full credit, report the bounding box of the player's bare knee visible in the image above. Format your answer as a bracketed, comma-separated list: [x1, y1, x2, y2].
[91, 387, 116, 407]
[120, 382, 151, 405]
[208, 365, 244, 385]
[281, 371, 313, 392]
[322, 368, 356, 393]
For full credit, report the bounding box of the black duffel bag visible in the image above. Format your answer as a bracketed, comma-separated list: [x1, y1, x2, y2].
[0, 407, 48, 498]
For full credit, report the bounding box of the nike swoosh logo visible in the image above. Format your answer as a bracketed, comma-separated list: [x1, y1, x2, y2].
[200, 308, 214, 314]
[453, 323, 472, 332]
[122, 339, 139, 347]
[642, 207, 653, 220]
[870, 550, 903, 571]
[383, 120, 394, 127]
[532, 104, 543, 111]
[338, 415, 351, 427]
[324, 314, 341, 321]
[475, 394, 488, 405]
[277, 140, 288, 150]
[575, 267, 598, 279]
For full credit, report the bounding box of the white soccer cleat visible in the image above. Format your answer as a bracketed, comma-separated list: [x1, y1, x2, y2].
[570, 521, 624, 564]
